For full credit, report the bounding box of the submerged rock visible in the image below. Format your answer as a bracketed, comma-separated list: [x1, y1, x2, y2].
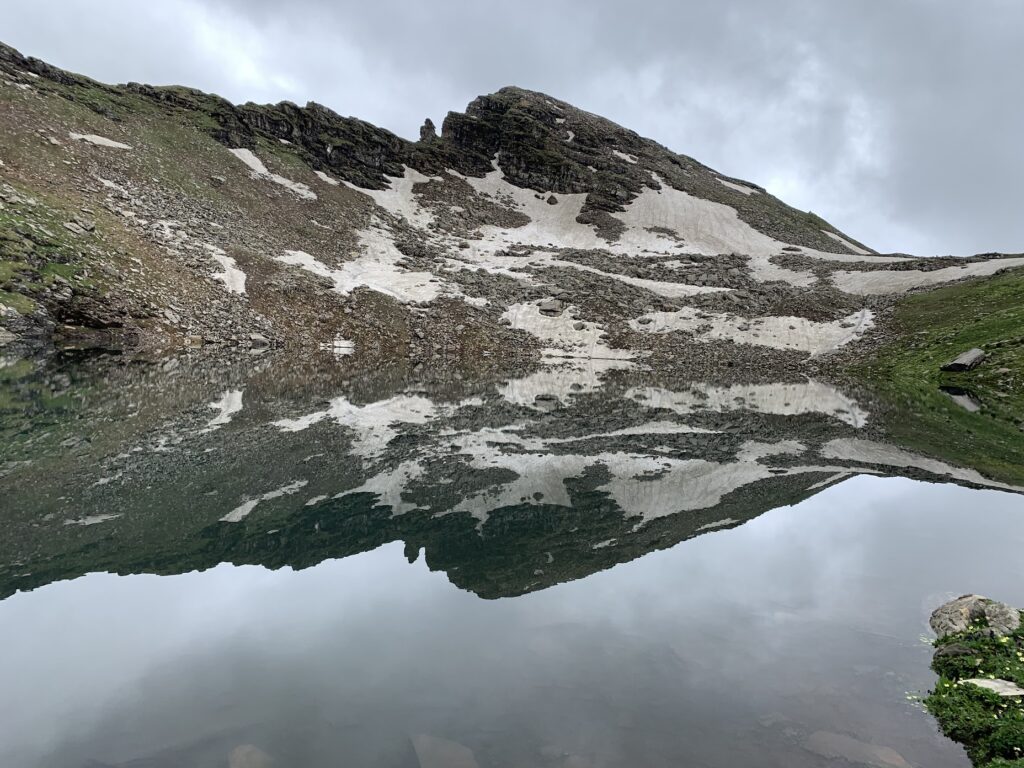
[411, 734, 479, 768]
[802, 731, 911, 768]
[228, 744, 274, 768]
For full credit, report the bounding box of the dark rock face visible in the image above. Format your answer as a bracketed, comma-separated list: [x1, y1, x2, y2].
[419, 118, 437, 142]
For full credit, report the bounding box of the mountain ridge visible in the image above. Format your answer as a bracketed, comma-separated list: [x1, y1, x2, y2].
[2, 40, 1023, 368]
[2, 40, 866, 253]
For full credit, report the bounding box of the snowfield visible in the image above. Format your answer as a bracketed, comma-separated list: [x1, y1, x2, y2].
[629, 307, 875, 356]
[69, 132, 132, 150]
[229, 148, 318, 200]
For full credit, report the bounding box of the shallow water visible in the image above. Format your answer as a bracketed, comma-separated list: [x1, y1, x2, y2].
[1, 351, 1021, 767]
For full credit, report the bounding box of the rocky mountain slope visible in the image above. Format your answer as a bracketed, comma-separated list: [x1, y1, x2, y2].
[3, 40, 1024, 601]
[3, 41, 1023, 374]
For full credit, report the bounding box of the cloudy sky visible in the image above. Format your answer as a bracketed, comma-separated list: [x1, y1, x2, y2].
[5, 1, 1022, 255]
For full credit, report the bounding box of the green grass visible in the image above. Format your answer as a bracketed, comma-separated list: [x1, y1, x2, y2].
[0, 288, 36, 315]
[40, 262, 81, 282]
[926, 613, 1024, 767]
[858, 267, 1024, 485]
[0, 260, 30, 283]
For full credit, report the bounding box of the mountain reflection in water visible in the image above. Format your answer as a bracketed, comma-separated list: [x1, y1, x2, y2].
[1, 350, 1019, 601]
[2, 350, 1024, 767]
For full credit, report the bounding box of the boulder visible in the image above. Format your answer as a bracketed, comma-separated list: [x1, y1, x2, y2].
[929, 594, 1021, 639]
[962, 678, 1024, 697]
[538, 298, 564, 316]
[229, 745, 273, 768]
[411, 734, 479, 768]
[941, 348, 986, 372]
[803, 731, 911, 768]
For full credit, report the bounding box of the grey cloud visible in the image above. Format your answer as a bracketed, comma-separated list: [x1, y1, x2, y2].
[3, 0, 1022, 254]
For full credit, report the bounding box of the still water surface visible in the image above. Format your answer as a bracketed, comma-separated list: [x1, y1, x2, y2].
[1, 352, 1022, 767]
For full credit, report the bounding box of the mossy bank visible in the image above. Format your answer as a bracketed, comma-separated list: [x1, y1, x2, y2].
[926, 595, 1024, 767]
[857, 266, 1024, 486]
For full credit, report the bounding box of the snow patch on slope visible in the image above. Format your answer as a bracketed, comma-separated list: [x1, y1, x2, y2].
[342, 166, 437, 227]
[629, 381, 869, 428]
[717, 178, 759, 195]
[314, 170, 340, 186]
[832, 258, 1024, 295]
[823, 230, 871, 255]
[630, 307, 874, 356]
[501, 301, 634, 360]
[69, 132, 132, 150]
[276, 248, 446, 304]
[203, 245, 247, 294]
[229, 148, 317, 200]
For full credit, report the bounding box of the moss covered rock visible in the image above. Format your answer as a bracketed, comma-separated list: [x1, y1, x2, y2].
[925, 596, 1024, 767]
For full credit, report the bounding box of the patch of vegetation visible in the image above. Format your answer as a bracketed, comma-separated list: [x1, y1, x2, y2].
[0, 288, 36, 315]
[0, 260, 30, 282]
[857, 267, 1024, 485]
[926, 613, 1024, 767]
[40, 262, 81, 282]
[0, 184, 113, 323]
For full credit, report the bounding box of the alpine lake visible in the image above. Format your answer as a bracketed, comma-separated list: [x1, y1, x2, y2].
[1, 348, 1021, 768]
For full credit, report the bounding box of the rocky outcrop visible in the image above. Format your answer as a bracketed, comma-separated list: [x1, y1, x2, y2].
[931, 594, 1022, 638]
[925, 595, 1024, 767]
[419, 117, 437, 142]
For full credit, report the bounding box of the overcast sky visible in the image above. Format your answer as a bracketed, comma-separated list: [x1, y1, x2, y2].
[5, 1, 1022, 255]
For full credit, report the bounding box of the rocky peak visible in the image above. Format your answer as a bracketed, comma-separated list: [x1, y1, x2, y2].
[419, 117, 437, 142]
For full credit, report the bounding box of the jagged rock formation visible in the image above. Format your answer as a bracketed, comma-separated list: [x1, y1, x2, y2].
[3, 40, 1023, 371]
[419, 117, 437, 142]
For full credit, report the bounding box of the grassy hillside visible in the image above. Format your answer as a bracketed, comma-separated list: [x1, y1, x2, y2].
[858, 267, 1024, 485]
